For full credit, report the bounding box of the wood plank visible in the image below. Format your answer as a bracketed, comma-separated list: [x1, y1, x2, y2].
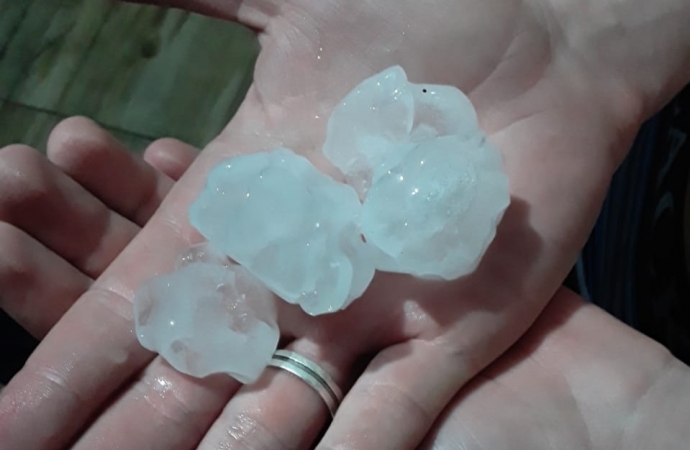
[46, 4, 258, 148]
[0, 101, 152, 154]
[0, 101, 62, 152]
[108, 130, 153, 155]
[0, 0, 112, 104]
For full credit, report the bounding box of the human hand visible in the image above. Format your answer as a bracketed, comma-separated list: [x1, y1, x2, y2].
[0, 116, 197, 339]
[425, 287, 690, 450]
[2, 1, 689, 449]
[3, 119, 688, 450]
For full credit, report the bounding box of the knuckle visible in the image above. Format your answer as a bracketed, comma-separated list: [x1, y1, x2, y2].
[131, 375, 207, 442]
[360, 380, 432, 424]
[218, 411, 290, 450]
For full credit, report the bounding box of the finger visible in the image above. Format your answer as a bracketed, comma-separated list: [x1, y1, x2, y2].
[0, 124, 190, 340]
[316, 339, 467, 450]
[143, 138, 199, 181]
[0, 222, 91, 339]
[127, 0, 273, 28]
[0, 143, 140, 278]
[71, 357, 239, 450]
[0, 157, 206, 449]
[71, 323, 354, 450]
[47, 117, 176, 226]
[196, 339, 355, 450]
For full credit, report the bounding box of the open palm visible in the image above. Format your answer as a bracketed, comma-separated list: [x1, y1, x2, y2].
[2, 120, 687, 450]
[1, 0, 689, 449]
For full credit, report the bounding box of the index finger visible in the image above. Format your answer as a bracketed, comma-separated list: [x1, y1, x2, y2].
[0, 143, 215, 449]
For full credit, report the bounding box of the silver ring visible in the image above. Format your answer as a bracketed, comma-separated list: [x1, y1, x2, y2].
[267, 350, 343, 418]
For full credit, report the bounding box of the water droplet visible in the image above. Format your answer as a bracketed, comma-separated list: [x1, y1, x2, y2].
[153, 377, 173, 393]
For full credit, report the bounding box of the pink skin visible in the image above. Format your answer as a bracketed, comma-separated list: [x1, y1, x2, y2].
[1, 116, 689, 449]
[1, 0, 690, 448]
[0, 117, 197, 338]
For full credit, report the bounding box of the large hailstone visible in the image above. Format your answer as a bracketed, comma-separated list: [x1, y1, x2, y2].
[189, 149, 375, 316]
[134, 244, 279, 383]
[324, 66, 510, 279]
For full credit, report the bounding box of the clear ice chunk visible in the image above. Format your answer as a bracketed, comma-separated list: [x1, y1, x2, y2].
[324, 65, 483, 197]
[189, 148, 375, 316]
[135, 66, 512, 384]
[325, 66, 510, 279]
[324, 66, 415, 198]
[134, 258, 279, 383]
[362, 135, 509, 279]
[410, 83, 479, 141]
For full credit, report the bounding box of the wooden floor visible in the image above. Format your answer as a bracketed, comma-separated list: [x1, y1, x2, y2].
[0, 0, 258, 153]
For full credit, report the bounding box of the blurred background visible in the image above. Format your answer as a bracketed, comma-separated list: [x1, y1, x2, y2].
[1, 0, 689, 384]
[0, 0, 257, 152]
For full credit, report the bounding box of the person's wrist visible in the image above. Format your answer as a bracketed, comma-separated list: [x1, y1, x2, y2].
[622, 356, 690, 447]
[556, 0, 688, 105]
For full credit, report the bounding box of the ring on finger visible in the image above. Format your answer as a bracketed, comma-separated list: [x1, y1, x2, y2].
[267, 350, 343, 418]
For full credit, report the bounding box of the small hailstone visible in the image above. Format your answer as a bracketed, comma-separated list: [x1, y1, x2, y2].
[189, 148, 375, 316]
[134, 260, 279, 383]
[323, 66, 414, 197]
[362, 135, 509, 279]
[325, 66, 510, 279]
[324, 65, 483, 197]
